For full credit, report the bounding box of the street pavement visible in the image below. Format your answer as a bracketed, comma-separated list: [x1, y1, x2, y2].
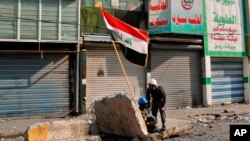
[1, 103, 250, 140]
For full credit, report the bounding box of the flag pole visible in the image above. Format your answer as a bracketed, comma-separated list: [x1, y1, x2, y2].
[112, 41, 135, 100]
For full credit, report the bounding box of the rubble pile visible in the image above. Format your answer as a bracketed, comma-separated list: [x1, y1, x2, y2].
[216, 113, 250, 122]
[196, 113, 250, 129]
[23, 93, 193, 141]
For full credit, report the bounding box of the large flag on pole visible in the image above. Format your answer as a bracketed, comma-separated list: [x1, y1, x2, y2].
[100, 8, 149, 67]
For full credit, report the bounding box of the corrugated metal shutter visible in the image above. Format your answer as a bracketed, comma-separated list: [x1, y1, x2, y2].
[0, 54, 70, 118]
[86, 47, 146, 109]
[151, 50, 202, 109]
[211, 58, 244, 104]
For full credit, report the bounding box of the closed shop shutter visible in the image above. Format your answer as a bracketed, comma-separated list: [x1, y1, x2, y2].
[86, 47, 146, 109]
[0, 54, 70, 118]
[211, 58, 244, 104]
[151, 50, 202, 108]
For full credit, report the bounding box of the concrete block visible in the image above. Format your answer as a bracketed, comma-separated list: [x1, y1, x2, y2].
[93, 94, 148, 138]
[26, 123, 49, 141]
[25, 119, 89, 141]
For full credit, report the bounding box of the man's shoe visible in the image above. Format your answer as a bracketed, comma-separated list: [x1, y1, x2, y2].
[162, 126, 166, 131]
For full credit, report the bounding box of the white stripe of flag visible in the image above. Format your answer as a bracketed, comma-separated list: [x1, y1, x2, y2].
[100, 8, 149, 66]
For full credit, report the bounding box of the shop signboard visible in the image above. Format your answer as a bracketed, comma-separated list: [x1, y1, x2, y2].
[204, 0, 247, 56]
[148, 0, 203, 34]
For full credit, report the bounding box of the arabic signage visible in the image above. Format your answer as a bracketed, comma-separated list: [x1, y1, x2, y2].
[148, 0, 203, 34]
[204, 0, 246, 56]
[148, 0, 171, 34]
[171, 0, 203, 34]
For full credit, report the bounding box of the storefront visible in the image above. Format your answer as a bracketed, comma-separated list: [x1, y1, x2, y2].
[211, 58, 244, 104]
[203, 0, 249, 106]
[84, 35, 146, 109]
[148, 0, 204, 108]
[0, 50, 74, 117]
[0, 0, 80, 117]
[150, 43, 203, 108]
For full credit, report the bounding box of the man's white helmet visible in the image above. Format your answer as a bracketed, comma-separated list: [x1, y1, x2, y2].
[149, 78, 157, 86]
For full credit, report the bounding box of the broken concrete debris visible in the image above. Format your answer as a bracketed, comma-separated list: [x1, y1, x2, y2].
[23, 93, 193, 141]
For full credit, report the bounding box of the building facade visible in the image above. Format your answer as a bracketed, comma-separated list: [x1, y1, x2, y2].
[148, 0, 204, 108]
[81, 0, 147, 110]
[203, 0, 249, 106]
[0, 0, 81, 118]
[82, 0, 250, 110]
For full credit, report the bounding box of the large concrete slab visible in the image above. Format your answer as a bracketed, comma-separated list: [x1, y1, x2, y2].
[25, 119, 89, 141]
[93, 94, 148, 138]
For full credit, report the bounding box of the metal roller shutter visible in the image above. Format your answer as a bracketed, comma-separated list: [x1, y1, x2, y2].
[151, 50, 202, 108]
[0, 54, 70, 117]
[86, 47, 146, 109]
[211, 58, 244, 104]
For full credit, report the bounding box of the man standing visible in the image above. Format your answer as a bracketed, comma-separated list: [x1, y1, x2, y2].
[146, 78, 166, 130]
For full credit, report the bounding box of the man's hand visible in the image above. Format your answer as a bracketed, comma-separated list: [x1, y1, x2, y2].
[160, 107, 165, 112]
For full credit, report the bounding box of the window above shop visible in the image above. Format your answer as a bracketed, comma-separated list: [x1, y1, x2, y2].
[81, 0, 142, 11]
[0, 0, 79, 43]
[80, 0, 147, 34]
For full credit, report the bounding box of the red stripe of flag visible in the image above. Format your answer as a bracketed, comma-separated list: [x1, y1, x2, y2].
[100, 8, 148, 42]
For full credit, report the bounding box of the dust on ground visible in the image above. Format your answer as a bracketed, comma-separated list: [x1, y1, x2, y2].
[165, 113, 250, 141]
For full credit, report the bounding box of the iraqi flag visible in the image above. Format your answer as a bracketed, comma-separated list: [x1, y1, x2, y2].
[100, 8, 149, 67]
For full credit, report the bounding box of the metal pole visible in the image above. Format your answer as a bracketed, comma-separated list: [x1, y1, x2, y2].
[75, 44, 80, 113]
[75, 0, 81, 114]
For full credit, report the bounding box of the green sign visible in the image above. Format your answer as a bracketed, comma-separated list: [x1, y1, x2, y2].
[203, 0, 247, 57]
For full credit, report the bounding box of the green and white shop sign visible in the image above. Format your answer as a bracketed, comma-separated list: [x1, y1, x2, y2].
[203, 0, 247, 56]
